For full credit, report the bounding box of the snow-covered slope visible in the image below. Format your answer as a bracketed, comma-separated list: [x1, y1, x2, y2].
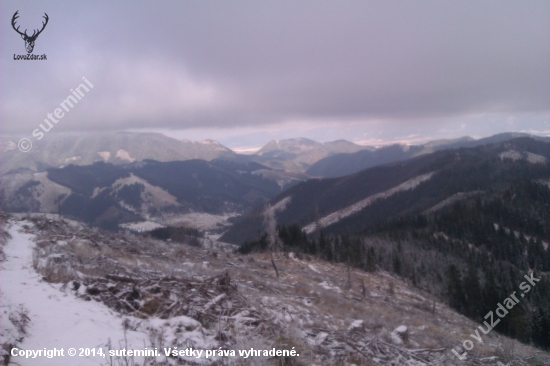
[253, 137, 370, 172]
[0, 222, 147, 365]
[0, 132, 236, 174]
[110, 173, 181, 216]
[303, 172, 435, 233]
[499, 149, 547, 164]
[0, 220, 217, 366]
[1, 216, 548, 365]
[0, 170, 71, 213]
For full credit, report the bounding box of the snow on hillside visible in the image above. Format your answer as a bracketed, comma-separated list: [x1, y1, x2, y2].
[0, 220, 218, 366]
[424, 191, 484, 214]
[1, 215, 548, 365]
[111, 173, 181, 216]
[30, 172, 72, 213]
[115, 149, 136, 162]
[303, 172, 436, 234]
[119, 220, 165, 232]
[120, 212, 241, 238]
[0, 222, 147, 365]
[162, 212, 239, 230]
[0, 171, 71, 213]
[499, 150, 547, 164]
[271, 196, 292, 212]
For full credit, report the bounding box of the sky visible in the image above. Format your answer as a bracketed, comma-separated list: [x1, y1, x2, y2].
[1, 1, 549, 151]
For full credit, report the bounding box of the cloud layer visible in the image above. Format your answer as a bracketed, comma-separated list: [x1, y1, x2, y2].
[1, 1, 549, 138]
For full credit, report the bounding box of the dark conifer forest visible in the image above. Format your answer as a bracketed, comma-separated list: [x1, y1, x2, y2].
[237, 138, 550, 350]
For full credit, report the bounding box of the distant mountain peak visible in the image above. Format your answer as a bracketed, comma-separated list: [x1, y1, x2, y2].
[252, 138, 370, 171]
[200, 139, 221, 145]
[1, 132, 236, 174]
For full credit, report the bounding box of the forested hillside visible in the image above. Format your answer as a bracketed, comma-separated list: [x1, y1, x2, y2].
[306, 132, 550, 178]
[222, 137, 550, 244]
[233, 138, 550, 350]
[2, 159, 282, 230]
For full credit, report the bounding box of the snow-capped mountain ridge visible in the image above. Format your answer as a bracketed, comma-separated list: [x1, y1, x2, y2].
[0, 132, 236, 174]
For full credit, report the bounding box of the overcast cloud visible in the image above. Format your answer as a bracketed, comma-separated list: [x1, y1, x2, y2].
[1, 1, 549, 147]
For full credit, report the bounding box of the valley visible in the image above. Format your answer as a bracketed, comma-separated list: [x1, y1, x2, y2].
[3, 3, 548, 364]
[1, 132, 550, 365]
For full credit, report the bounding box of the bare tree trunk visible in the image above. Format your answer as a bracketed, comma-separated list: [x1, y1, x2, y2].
[270, 248, 279, 278]
[264, 204, 281, 278]
[346, 260, 352, 290]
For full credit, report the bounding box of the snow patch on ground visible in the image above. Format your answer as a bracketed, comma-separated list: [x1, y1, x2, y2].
[500, 150, 547, 164]
[111, 173, 180, 215]
[115, 149, 135, 162]
[120, 221, 165, 232]
[499, 150, 523, 161]
[525, 152, 547, 164]
[424, 190, 484, 213]
[97, 151, 111, 161]
[91, 187, 106, 198]
[64, 156, 81, 164]
[0, 222, 147, 365]
[271, 196, 292, 212]
[162, 212, 238, 231]
[1, 221, 218, 365]
[319, 281, 342, 293]
[308, 264, 320, 273]
[348, 319, 363, 331]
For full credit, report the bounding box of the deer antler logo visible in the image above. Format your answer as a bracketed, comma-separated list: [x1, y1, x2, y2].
[12, 10, 49, 54]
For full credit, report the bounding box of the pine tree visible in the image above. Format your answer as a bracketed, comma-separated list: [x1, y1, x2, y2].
[462, 263, 482, 321]
[447, 264, 465, 312]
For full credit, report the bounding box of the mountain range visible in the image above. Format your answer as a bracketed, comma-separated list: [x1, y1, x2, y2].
[4, 132, 548, 178]
[0, 133, 372, 175]
[4, 131, 550, 351]
[220, 137, 550, 244]
[228, 137, 550, 352]
[306, 133, 550, 178]
[0, 132, 237, 174]
[252, 137, 372, 172]
[1, 159, 282, 230]
[3, 131, 550, 235]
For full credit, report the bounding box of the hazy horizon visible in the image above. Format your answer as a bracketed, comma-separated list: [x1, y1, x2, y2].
[2, 1, 549, 151]
[2, 127, 547, 155]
